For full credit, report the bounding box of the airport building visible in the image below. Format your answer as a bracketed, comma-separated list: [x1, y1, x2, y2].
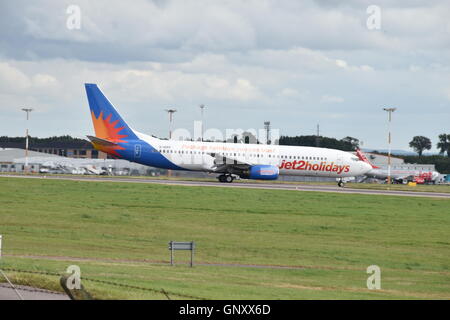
[0, 148, 161, 176]
[359, 152, 437, 172]
[0, 148, 56, 173]
[0, 139, 109, 159]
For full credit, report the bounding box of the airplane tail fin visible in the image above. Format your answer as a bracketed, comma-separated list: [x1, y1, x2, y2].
[85, 83, 138, 142]
[356, 149, 379, 169]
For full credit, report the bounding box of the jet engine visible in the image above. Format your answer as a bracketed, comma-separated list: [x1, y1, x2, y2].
[241, 165, 279, 180]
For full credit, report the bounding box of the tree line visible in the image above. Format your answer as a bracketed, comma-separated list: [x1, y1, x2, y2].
[371, 150, 450, 173]
[279, 135, 359, 151]
[409, 134, 450, 157]
[0, 135, 92, 148]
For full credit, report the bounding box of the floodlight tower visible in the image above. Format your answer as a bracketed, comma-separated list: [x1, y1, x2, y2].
[316, 123, 320, 147]
[165, 109, 177, 139]
[21, 108, 33, 173]
[200, 104, 205, 141]
[264, 121, 271, 145]
[165, 108, 177, 178]
[383, 107, 396, 185]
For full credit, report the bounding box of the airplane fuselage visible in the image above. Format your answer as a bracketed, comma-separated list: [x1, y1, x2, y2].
[85, 83, 372, 183]
[365, 168, 440, 182]
[129, 132, 372, 178]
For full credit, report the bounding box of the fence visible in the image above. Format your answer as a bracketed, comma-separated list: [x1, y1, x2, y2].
[0, 267, 207, 300]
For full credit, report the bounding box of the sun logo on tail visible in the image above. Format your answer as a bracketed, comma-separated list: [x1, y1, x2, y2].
[90, 111, 128, 157]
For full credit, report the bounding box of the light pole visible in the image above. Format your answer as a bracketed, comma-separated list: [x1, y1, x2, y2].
[264, 121, 271, 145]
[383, 107, 396, 185]
[165, 109, 177, 140]
[21, 108, 33, 173]
[165, 109, 176, 178]
[316, 123, 320, 147]
[199, 104, 205, 142]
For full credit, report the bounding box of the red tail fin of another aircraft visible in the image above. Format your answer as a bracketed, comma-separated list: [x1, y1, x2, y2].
[356, 149, 379, 169]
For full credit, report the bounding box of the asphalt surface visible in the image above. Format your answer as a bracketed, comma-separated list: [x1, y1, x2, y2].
[1, 174, 450, 198]
[0, 283, 69, 300]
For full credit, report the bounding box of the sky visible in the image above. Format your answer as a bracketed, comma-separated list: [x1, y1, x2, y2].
[0, 0, 449, 152]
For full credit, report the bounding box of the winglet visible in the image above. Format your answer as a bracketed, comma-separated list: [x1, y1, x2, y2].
[356, 149, 379, 169]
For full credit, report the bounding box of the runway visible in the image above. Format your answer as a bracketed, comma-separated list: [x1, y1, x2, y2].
[0, 283, 69, 300]
[1, 174, 450, 198]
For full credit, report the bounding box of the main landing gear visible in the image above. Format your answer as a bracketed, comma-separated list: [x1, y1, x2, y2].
[337, 179, 345, 188]
[218, 174, 234, 183]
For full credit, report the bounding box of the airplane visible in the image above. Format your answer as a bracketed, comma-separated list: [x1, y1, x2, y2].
[355, 149, 441, 184]
[84, 83, 373, 186]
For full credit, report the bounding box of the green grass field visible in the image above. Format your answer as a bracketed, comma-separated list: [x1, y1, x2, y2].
[0, 177, 449, 299]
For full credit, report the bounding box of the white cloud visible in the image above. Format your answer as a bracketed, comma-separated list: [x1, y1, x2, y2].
[0, 1, 450, 150]
[32, 74, 58, 87]
[335, 59, 374, 72]
[3, 0, 449, 64]
[0, 62, 31, 92]
[321, 95, 345, 104]
[335, 59, 348, 68]
[228, 78, 262, 101]
[445, 87, 450, 101]
[279, 88, 300, 97]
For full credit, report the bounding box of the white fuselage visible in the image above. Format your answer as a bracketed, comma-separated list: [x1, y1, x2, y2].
[136, 132, 372, 178]
[366, 168, 440, 182]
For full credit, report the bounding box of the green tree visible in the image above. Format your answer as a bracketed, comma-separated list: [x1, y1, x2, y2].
[437, 133, 450, 157]
[409, 136, 432, 156]
[341, 136, 360, 151]
[279, 135, 359, 151]
[402, 154, 450, 173]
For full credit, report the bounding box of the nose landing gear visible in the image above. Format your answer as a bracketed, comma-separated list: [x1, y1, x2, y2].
[337, 179, 345, 188]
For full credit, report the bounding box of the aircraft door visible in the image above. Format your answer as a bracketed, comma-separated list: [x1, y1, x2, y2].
[134, 144, 142, 159]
